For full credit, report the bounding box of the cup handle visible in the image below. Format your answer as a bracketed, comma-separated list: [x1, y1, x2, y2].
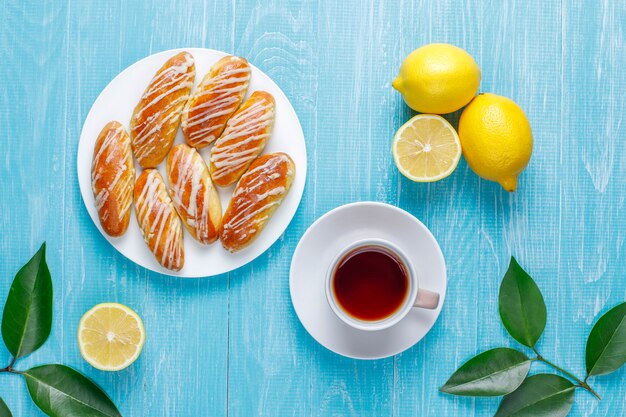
[413, 288, 440, 310]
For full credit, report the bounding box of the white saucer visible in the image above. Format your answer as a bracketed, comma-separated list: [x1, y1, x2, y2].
[77, 48, 307, 277]
[289, 202, 447, 360]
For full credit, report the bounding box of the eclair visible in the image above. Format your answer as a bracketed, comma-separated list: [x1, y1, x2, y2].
[220, 153, 295, 252]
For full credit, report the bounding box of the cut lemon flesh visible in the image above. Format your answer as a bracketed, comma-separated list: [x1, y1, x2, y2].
[392, 114, 462, 182]
[78, 303, 146, 371]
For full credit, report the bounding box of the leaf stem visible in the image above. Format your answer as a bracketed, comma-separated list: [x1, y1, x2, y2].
[534, 351, 601, 400]
[0, 358, 23, 375]
[537, 355, 583, 384]
[0, 366, 22, 375]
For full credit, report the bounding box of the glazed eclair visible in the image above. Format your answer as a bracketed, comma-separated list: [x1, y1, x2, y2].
[219, 153, 295, 253]
[166, 144, 222, 244]
[130, 51, 195, 168]
[210, 91, 275, 187]
[181, 56, 250, 149]
[134, 169, 185, 271]
[91, 121, 135, 237]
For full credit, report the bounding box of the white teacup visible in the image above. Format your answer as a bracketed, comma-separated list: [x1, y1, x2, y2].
[325, 238, 440, 331]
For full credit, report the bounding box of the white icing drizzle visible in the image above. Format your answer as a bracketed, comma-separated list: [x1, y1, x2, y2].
[183, 58, 250, 147]
[221, 154, 291, 243]
[168, 146, 213, 243]
[135, 170, 183, 270]
[91, 123, 133, 228]
[210, 94, 274, 182]
[132, 53, 195, 164]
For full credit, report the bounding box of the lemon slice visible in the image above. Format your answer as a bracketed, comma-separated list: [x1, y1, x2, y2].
[78, 303, 146, 371]
[392, 114, 462, 182]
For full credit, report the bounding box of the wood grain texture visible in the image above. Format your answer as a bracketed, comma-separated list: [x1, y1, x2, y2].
[0, 0, 625, 416]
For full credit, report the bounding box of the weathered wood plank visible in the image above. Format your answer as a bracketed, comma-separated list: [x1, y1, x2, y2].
[226, 1, 318, 416]
[0, 1, 70, 415]
[559, 1, 626, 416]
[392, 0, 486, 414]
[0, 1, 625, 416]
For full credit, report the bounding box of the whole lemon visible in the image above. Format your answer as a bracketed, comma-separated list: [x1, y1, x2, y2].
[458, 93, 533, 191]
[392, 43, 481, 114]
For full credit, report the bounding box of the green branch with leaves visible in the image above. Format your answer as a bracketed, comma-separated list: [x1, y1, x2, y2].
[440, 257, 626, 417]
[0, 243, 122, 417]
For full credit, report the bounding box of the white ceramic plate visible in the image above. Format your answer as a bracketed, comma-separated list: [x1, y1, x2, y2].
[290, 202, 447, 360]
[78, 48, 307, 277]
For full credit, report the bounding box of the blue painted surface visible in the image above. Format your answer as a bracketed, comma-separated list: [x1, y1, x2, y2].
[1, 1, 625, 416]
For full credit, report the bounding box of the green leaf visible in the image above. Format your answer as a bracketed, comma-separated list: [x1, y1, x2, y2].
[440, 348, 532, 396]
[495, 374, 575, 417]
[1, 243, 53, 359]
[0, 398, 12, 417]
[23, 364, 122, 417]
[585, 301, 626, 377]
[498, 257, 547, 348]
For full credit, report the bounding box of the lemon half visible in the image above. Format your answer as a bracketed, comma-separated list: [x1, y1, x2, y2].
[78, 303, 146, 371]
[392, 114, 462, 182]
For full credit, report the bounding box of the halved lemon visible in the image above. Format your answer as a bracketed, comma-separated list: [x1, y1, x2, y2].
[78, 303, 146, 371]
[392, 114, 462, 182]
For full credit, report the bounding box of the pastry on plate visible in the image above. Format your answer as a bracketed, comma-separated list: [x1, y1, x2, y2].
[166, 144, 222, 244]
[210, 91, 275, 187]
[91, 121, 135, 237]
[181, 55, 250, 149]
[220, 152, 295, 252]
[134, 169, 184, 271]
[130, 51, 195, 168]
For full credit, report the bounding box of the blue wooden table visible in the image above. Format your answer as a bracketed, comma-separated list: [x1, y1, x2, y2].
[1, 1, 625, 416]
